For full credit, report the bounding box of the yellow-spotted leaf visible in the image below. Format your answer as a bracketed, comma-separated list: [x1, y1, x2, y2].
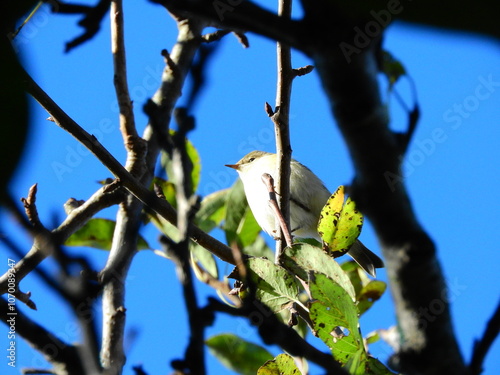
[257, 353, 302, 375]
[318, 186, 363, 255]
[317, 186, 344, 245]
[329, 197, 363, 253]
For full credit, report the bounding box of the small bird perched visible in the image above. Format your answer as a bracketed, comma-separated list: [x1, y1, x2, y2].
[226, 150, 384, 277]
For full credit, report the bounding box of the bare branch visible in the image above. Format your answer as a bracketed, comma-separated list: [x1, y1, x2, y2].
[272, 0, 293, 263]
[0, 184, 123, 296]
[20, 184, 43, 230]
[110, 0, 147, 176]
[110, 0, 136, 139]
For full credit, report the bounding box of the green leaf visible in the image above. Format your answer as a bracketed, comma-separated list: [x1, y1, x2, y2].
[365, 330, 381, 345]
[243, 235, 274, 260]
[65, 218, 150, 251]
[282, 243, 356, 301]
[317, 186, 344, 245]
[358, 280, 387, 316]
[206, 333, 273, 375]
[330, 197, 363, 253]
[161, 129, 201, 195]
[229, 257, 300, 313]
[257, 353, 302, 375]
[308, 273, 362, 364]
[148, 207, 181, 242]
[341, 261, 386, 315]
[152, 177, 177, 208]
[365, 356, 396, 374]
[224, 178, 261, 248]
[194, 188, 229, 233]
[190, 243, 218, 279]
[318, 186, 363, 255]
[382, 50, 406, 89]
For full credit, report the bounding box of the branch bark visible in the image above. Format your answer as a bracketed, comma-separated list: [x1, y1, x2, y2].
[272, 0, 293, 263]
[99, 12, 209, 374]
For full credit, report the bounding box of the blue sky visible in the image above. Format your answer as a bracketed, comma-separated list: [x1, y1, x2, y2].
[1, 1, 499, 374]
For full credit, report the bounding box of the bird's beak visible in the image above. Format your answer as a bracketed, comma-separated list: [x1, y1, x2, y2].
[225, 164, 240, 170]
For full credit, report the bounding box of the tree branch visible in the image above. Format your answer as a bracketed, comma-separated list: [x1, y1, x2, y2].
[164, 108, 209, 374]
[307, 11, 467, 375]
[0, 183, 123, 296]
[0, 297, 86, 375]
[271, 0, 293, 263]
[110, 0, 147, 177]
[469, 299, 500, 375]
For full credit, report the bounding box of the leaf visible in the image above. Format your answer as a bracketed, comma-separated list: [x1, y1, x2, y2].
[65, 218, 150, 251]
[243, 235, 274, 260]
[229, 257, 300, 313]
[190, 243, 218, 279]
[382, 50, 406, 89]
[308, 273, 362, 364]
[152, 177, 177, 208]
[224, 178, 261, 248]
[194, 188, 229, 233]
[358, 280, 386, 316]
[318, 186, 363, 255]
[282, 243, 356, 301]
[365, 356, 397, 375]
[330, 197, 363, 253]
[317, 186, 344, 245]
[309, 273, 395, 374]
[364, 330, 381, 345]
[148, 209, 181, 242]
[341, 261, 387, 315]
[206, 333, 273, 375]
[257, 353, 302, 375]
[161, 129, 201, 195]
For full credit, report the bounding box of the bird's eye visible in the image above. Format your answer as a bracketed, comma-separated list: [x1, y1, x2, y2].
[248, 157, 255, 163]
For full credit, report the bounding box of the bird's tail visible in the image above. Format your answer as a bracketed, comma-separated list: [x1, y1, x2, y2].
[347, 240, 384, 277]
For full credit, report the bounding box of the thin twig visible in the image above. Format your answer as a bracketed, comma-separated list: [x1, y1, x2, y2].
[0, 184, 123, 296]
[261, 173, 293, 248]
[469, 299, 500, 375]
[160, 108, 208, 375]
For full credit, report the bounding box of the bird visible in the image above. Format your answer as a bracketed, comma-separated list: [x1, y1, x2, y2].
[225, 150, 384, 277]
